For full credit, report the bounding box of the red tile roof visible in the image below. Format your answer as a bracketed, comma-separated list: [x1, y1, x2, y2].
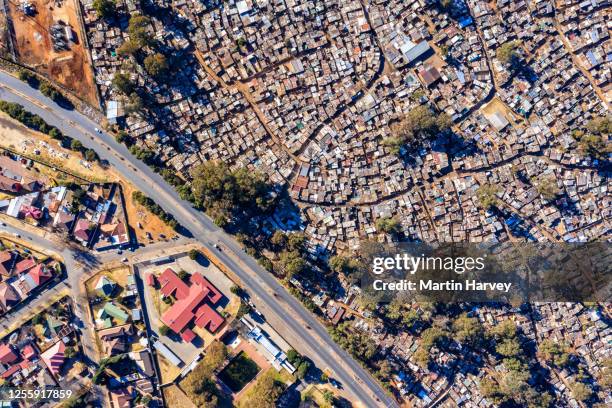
[180, 328, 196, 343]
[41, 341, 65, 377]
[194, 303, 224, 333]
[159, 270, 225, 338]
[0, 344, 18, 364]
[14, 258, 36, 274]
[27, 264, 52, 286]
[158, 268, 190, 299]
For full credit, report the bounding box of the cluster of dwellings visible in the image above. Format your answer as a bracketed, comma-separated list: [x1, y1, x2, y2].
[78, 0, 609, 257]
[90, 273, 159, 405]
[147, 268, 225, 343]
[0, 250, 56, 314]
[0, 155, 45, 193]
[0, 160, 130, 250]
[0, 316, 74, 386]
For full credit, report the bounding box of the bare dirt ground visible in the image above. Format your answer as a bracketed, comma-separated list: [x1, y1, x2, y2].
[119, 180, 178, 244]
[8, 0, 98, 106]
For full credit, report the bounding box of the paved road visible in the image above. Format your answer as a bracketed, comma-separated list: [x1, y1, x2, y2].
[0, 71, 397, 407]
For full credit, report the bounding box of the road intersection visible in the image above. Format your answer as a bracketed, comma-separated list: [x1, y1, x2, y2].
[0, 71, 398, 408]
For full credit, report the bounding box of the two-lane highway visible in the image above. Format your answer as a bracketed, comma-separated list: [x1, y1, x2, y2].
[0, 71, 398, 407]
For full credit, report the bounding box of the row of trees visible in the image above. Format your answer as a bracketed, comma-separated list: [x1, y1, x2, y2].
[131, 190, 180, 229]
[18, 70, 71, 106]
[0, 100, 98, 162]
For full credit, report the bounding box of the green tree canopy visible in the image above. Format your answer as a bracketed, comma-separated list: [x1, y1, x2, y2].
[92, 0, 116, 19]
[476, 183, 500, 209]
[144, 53, 169, 77]
[387, 105, 452, 150]
[112, 72, 134, 94]
[497, 41, 521, 66]
[376, 217, 402, 235]
[452, 313, 484, 346]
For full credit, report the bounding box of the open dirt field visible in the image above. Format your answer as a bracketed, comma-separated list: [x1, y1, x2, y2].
[8, 0, 98, 105]
[0, 112, 109, 182]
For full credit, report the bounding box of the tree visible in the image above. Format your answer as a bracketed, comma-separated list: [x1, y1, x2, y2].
[124, 91, 143, 114]
[538, 339, 570, 368]
[585, 115, 611, 135]
[92, 0, 116, 19]
[382, 135, 403, 155]
[491, 320, 517, 339]
[191, 161, 274, 217]
[70, 139, 83, 151]
[296, 360, 311, 379]
[287, 232, 306, 252]
[270, 230, 287, 249]
[421, 327, 448, 350]
[496, 338, 522, 358]
[177, 270, 189, 281]
[144, 53, 168, 77]
[533, 174, 560, 200]
[158, 325, 170, 336]
[413, 346, 430, 368]
[376, 217, 401, 235]
[117, 40, 140, 56]
[322, 390, 335, 404]
[476, 183, 500, 209]
[128, 15, 153, 47]
[497, 41, 521, 67]
[188, 249, 200, 260]
[499, 369, 530, 401]
[391, 105, 452, 145]
[569, 381, 592, 402]
[452, 313, 484, 346]
[279, 251, 306, 278]
[84, 149, 97, 162]
[480, 378, 505, 405]
[236, 301, 252, 318]
[248, 371, 285, 408]
[112, 72, 134, 95]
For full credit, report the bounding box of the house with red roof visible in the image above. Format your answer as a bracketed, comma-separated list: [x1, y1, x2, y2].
[0, 282, 21, 312]
[159, 269, 225, 342]
[73, 219, 93, 246]
[0, 251, 16, 277]
[40, 341, 65, 378]
[0, 344, 18, 364]
[14, 257, 36, 275]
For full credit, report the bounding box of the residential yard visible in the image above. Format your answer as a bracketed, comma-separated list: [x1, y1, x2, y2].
[156, 353, 183, 383]
[218, 351, 261, 393]
[163, 386, 196, 408]
[8, 0, 98, 105]
[85, 266, 130, 296]
[236, 367, 294, 407]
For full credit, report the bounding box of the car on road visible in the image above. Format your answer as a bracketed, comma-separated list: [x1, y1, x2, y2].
[13, 233, 21, 238]
[213, 243, 221, 250]
[0, 222, 6, 226]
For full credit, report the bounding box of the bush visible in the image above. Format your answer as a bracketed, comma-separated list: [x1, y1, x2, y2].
[18, 70, 39, 87]
[188, 249, 200, 260]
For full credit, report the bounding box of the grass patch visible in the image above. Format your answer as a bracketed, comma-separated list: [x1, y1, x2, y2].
[219, 352, 260, 392]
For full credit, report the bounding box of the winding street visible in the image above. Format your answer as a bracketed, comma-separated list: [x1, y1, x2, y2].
[0, 70, 398, 408]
